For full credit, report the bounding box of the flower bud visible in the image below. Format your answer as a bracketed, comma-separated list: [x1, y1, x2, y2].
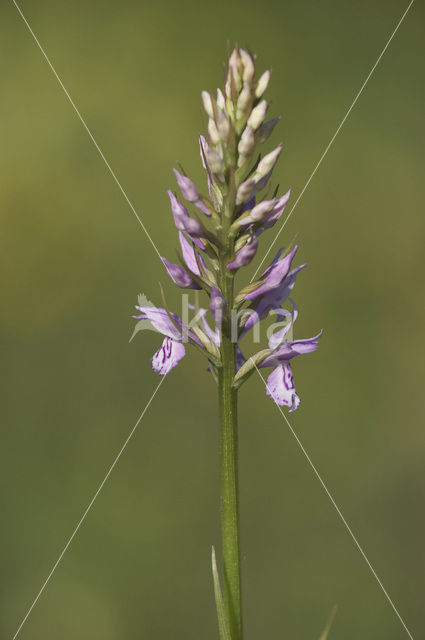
[201, 91, 214, 118]
[236, 82, 252, 119]
[255, 69, 271, 98]
[247, 100, 268, 130]
[168, 190, 204, 237]
[240, 49, 255, 83]
[208, 118, 220, 145]
[228, 47, 243, 89]
[227, 238, 258, 269]
[237, 126, 255, 157]
[173, 169, 199, 202]
[236, 179, 256, 205]
[216, 88, 225, 110]
[162, 257, 201, 289]
[255, 144, 282, 179]
[206, 146, 225, 176]
[216, 110, 231, 141]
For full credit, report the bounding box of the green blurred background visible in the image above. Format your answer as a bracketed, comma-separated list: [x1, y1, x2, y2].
[1, 0, 424, 638]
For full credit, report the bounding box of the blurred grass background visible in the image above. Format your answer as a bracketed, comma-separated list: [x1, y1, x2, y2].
[1, 0, 424, 638]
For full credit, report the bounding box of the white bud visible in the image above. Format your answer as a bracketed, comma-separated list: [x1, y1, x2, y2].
[201, 91, 214, 118]
[255, 145, 282, 178]
[236, 179, 255, 205]
[247, 100, 268, 130]
[208, 118, 220, 145]
[216, 88, 225, 110]
[240, 49, 255, 83]
[207, 147, 225, 175]
[238, 126, 255, 157]
[216, 110, 230, 141]
[255, 70, 271, 98]
[236, 82, 252, 118]
[250, 199, 275, 221]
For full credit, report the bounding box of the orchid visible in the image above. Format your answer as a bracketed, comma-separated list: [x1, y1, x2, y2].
[132, 47, 322, 640]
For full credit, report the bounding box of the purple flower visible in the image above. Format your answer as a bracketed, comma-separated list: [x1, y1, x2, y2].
[134, 305, 201, 375]
[258, 303, 322, 410]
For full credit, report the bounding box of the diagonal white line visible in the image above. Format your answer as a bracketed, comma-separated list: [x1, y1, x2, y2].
[251, 0, 415, 282]
[12, 0, 163, 264]
[252, 362, 415, 640]
[11, 375, 167, 640]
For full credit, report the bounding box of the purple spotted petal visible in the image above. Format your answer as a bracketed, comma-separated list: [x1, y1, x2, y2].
[151, 337, 186, 375]
[227, 239, 258, 270]
[162, 257, 201, 289]
[210, 285, 226, 328]
[265, 362, 300, 411]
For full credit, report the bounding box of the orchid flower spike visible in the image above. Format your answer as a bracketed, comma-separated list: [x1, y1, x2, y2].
[132, 45, 321, 413]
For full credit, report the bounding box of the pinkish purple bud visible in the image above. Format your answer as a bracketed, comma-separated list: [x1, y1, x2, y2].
[168, 190, 204, 237]
[162, 258, 201, 289]
[227, 238, 258, 269]
[173, 169, 199, 202]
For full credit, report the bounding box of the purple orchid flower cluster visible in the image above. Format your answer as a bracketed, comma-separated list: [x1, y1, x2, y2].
[134, 47, 321, 411]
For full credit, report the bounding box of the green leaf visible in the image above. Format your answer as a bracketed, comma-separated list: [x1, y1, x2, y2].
[318, 605, 337, 640]
[211, 546, 232, 640]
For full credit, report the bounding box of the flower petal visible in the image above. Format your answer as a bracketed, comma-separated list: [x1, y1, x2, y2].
[134, 306, 183, 340]
[179, 232, 205, 275]
[151, 337, 186, 375]
[265, 363, 300, 411]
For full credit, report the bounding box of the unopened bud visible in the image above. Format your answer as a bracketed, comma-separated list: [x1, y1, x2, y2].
[227, 237, 258, 270]
[216, 88, 225, 110]
[247, 100, 268, 130]
[173, 169, 199, 202]
[255, 70, 271, 98]
[201, 91, 214, 118]
[255, 145, 282, 178]
[240, 49, 255, 83]
[236, 179, 256, 205]
[216, 110, 230, 141]
[237, 126, 255, 157]
[229, 47, 243, 84]
[208, 118, 220, 145]
[206, 146, 225, 176]
[236, 82, 252, 119]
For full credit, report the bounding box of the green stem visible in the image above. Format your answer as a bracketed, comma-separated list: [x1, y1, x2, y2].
[218, 260, 242, 640]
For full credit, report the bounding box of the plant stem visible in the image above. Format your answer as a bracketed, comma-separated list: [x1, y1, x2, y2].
[218, 258, 242, 640]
